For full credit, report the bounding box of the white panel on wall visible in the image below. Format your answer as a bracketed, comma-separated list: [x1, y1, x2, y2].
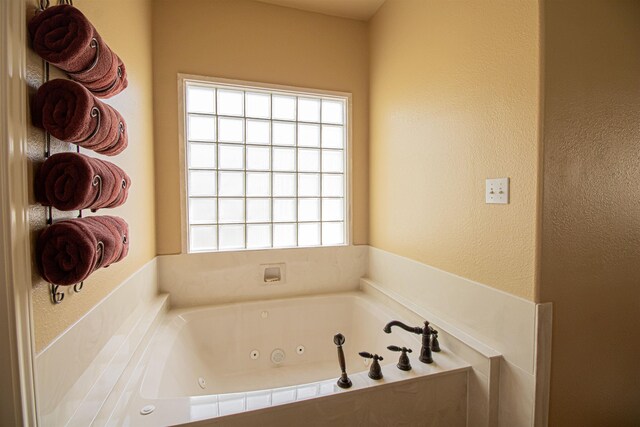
[158, 245, 368, 307]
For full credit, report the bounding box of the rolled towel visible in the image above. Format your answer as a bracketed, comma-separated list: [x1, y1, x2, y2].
[81, 55, 128, 98]
[32, 79, 128, 155]
[36, 216, 129, 286]
[35, 152, 131, 211]
[28, 5, 128, 98]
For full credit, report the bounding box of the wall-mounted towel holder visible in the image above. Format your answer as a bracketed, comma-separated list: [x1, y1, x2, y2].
[67, 37, 99, 79]
[39, 0, 73, 11]
[37, 0, 127, 304]
[49, 240, 104, 303]
[93, 66, 123, 96]
[65, 36, 124, 97]
[42, 58, 96, 304]
[34, 0, 128, 99]
[78, 106, 101, 143]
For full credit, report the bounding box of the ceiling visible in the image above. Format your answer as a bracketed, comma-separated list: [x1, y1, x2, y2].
[255, 0, 386, 21]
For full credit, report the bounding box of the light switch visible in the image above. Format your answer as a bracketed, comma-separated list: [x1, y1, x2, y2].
[486, 178, 509, 204]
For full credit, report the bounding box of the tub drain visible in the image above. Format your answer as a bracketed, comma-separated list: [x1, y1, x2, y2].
[140, 404, 155, 415]
[271, 348, 286, 364]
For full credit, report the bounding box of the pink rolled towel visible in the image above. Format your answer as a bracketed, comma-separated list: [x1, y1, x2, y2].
[32, 79, 128, 155]
[28, 5, 127, 98]
[36, 216, 129, 286]
[35, 152, 131, 211]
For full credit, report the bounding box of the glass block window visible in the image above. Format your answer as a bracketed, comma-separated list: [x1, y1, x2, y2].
[184, 80, 348, 252]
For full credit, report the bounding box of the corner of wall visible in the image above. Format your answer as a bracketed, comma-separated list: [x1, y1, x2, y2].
[533, 0, 546, 304]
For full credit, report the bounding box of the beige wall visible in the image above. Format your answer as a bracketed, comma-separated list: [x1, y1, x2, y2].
[30, 0, 156, 351]
[152, 0, 369, 254]
[541, 1, 640, 425]
[368, 0, 542, 300]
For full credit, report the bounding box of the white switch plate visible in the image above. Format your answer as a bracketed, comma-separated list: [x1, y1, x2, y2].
[486, 178, 509, 204]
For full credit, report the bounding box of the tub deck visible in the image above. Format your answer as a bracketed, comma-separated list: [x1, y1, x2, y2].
[105, 292, 471, 426]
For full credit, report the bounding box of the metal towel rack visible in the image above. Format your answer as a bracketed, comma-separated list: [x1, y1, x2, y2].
[67, 38, 99, 79]
[42, 57, 105, 304]
[38, 0, 125, 304]
[37, 0, 124, 95]
[49, 241, 104, 303]
[38, 0, 73, 10]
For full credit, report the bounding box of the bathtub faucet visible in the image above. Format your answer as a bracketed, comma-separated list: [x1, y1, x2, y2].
[383, 320, 439, 364]
[333, 333, 352, 389]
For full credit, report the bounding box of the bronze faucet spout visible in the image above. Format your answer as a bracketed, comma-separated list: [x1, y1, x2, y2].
[383, 320, 434, 364]
[383, 320, 423, 335]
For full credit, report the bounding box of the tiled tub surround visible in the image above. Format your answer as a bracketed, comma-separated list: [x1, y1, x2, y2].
[366, 247, 552, 427]
[103, 293, 470, 426]
[32, 245, 550, 426]
[34, 259, 166, 427]
[361, 281, 502, 427]
[158, 245, 368, 307]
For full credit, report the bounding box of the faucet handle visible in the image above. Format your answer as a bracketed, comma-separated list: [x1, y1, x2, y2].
[358, 351, 383, 361]
[359, 352, 384, 380]
[387, 345, 413, 371]
[429, 329, 441, 352]
[387, 345, 412, 353]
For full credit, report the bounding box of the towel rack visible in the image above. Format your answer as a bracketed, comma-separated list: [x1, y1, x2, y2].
[77, 106, 101, 144]
[65, 36, 124, 96]
[93, 66, 123, 96]
[34, 4, 124, 97]
[67, 38, 99, 79]
[42, 59, 93, 304]
[38, 0, 125, 305]
[50, 240, 104, 300]
[38, 0, 73, 12]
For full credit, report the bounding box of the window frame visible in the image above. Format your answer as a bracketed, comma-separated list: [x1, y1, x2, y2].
[178, 74, 352, 253]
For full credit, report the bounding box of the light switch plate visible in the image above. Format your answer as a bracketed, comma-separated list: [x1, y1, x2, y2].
[486, 178, 509, 204]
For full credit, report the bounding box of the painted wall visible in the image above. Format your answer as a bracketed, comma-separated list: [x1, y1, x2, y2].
[151, 0, 369, 254]
[541, 1, 640, 424]
[368, 0, 542, 300]
[29, 0, 156, 352]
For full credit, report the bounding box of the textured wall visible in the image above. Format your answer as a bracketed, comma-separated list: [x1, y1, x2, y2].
[541, 1, 640, 424]
[152, 0, 369, 254]
[368, 0, 542, 300]
[29, 0, 156, 352]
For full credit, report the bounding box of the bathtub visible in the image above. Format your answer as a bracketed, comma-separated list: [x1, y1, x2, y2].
[108, 293, 470, 426]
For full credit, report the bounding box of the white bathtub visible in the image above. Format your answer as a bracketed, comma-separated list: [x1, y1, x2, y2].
[108, 292, 470, 426]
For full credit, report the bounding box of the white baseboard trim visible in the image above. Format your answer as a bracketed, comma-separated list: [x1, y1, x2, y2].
[533, 303, 552, 427]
